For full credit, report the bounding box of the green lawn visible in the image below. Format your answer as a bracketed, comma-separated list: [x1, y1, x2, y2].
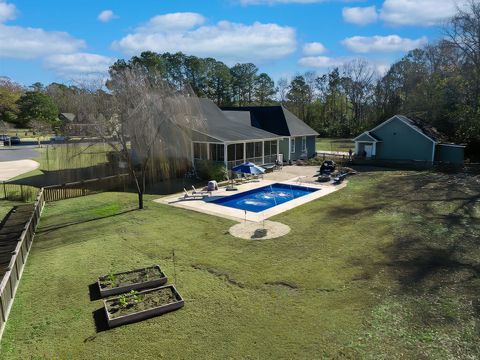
[0, 200, 22, 219]
[316, 138, 354, 153]
[1, 171, 479, 359]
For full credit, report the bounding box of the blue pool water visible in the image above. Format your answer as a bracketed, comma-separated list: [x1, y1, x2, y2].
[211, 183, 319, 213]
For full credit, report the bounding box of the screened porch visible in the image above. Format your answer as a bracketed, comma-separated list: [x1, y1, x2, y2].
[193, 140, 280, 170]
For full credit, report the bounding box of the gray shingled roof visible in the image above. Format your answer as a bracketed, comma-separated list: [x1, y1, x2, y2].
[282, 107, 319, 136]
[59, 113, 76, 122]
[220, 105, 319, 137]
[395, 115, 447, 143]
[192, 99, 281, 142]
[223, 111, 251, 127]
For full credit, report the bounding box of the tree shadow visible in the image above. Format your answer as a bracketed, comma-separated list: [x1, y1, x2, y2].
[10, 164, 119, 187]
[37, 208, 137, 235]
[350, 172, 480, 297]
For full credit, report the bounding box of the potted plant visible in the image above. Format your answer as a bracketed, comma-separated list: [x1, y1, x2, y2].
[103, 285, 184, 328]
[97, 265, 167, 297]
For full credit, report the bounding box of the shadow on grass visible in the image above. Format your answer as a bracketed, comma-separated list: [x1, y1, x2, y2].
[89, 283, 101, 301]
[347, 172, 480, 297]
[37, 208, 137, 235]
[92, 308, 109, 333]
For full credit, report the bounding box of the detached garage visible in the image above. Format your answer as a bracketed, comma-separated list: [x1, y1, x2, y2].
[354, 115, 465, 164]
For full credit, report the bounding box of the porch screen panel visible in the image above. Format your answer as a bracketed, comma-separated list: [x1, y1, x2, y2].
[235, 143, 244, 161]
[209, 144, 224, 161]
[254, 142, 262, 157]
[264, 141, 271, 156]
[246, 143, 254, 159]
[227, 144, 235, 161]
[193, 143, 207, 160]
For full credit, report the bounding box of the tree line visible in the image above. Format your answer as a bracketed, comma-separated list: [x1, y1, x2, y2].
[0, 2, 479, 158]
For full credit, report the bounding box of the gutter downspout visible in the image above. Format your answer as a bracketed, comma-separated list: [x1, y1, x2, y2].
[431, 141, 436, 163]
[288, 137, 291, 162]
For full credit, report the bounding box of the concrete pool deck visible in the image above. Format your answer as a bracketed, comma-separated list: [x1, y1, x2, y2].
[155, 167, 346, 222]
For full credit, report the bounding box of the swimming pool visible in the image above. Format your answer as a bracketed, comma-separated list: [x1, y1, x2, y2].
[211, 183, 319, 213]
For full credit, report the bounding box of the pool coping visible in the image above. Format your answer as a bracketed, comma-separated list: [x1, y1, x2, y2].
[154, 178, 346, 223]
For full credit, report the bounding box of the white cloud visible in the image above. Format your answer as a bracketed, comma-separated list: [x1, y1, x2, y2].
[342, 35, 428, 53]
[343, 6, 378, 25]
[380, 0, 468, 26]
[298, 56, 351, 69]
[97, 10, 118, 23]
[299, 56, 391, 75]
[141, 12, 205, 32]
[112, 13, 297, 64]
[44, 53, 114, 76]
[0, 0, 16, 22]
[303, 42, 326, 55]
[0, 24, 86, 59]
[239, 0, 326, 4]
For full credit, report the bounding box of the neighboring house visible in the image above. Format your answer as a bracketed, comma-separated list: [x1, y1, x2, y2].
[191, 99, 283, 169]
[354, 115, 465, 164]
[58, 113, 76, 122]
[221, 105, 319, 162]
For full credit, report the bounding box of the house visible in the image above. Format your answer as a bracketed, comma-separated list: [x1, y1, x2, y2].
[190, 100, 319, 170]
[190, 99, 283, 169]
[221, 105, 319, 163]
[354, 115, 465, 164]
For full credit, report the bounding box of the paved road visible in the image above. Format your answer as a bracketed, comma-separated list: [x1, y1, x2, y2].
[0, 147, 39, 162]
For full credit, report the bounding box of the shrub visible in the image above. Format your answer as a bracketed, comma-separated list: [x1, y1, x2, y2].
[195, 160, 228, 181]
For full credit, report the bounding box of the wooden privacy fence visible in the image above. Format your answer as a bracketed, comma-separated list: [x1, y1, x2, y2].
[42, 174, 130, 202]
[315, 152, 350, 162]
[0, 188, 45, 340]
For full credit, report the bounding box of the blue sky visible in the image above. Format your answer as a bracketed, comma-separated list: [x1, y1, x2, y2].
[0, 0, 464, 86]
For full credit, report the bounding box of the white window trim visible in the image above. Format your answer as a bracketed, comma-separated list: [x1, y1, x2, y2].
[301, 136, 307, 152]
[290, 138, 295, 153]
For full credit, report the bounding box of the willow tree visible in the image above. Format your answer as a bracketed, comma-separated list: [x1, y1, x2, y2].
[75, 65, 206, 209]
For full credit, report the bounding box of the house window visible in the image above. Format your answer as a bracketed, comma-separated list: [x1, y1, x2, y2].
[193, 143, 207, 160]
[301, 136, 307, 152]
[290, 138, 295, 153]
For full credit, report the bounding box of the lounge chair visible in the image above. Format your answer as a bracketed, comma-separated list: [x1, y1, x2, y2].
[183, 188, 207, 199]
[332, 173, 348, 185]
[234, 174, 244, 184]
[252, 174, 262, 182]
[191, 185, 211, 196]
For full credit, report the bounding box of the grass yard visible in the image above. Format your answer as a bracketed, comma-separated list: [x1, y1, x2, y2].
[0, 200, 23, 219]
[1, 170, 479, 359]
[316, 138, 354, 153]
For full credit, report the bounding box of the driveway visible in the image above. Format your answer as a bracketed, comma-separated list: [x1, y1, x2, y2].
[0, 159, 40, 181]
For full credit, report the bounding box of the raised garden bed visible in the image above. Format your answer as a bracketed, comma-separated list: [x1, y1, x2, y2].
[104, 285, 184, 328]
[97, 265, 167, 297]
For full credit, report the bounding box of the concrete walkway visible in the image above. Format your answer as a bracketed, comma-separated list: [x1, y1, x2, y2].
[0, 160, 40, 181]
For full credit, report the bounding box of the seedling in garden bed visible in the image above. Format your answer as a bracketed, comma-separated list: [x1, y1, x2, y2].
[97, 265, 167, 297]
[104, 285, 184, 328]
